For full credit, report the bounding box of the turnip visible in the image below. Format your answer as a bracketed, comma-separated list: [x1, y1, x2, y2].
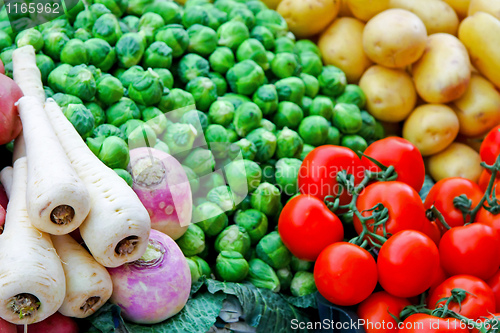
[107, 229, 191, 324]
[128, 147, 192, 240]
[0, 183, 7, 210]
[0, 318, 16, 333]
[0, 74, 23, 146]
[16, 312, 78, 333]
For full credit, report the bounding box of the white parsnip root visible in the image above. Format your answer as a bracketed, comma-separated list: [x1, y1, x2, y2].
[0, 158, 66, 324]
[44, 99, 151, 267]
[12, 46, 45, 103]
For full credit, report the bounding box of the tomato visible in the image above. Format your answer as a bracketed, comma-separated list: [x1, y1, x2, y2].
[480, 125, 500, 166]
[353, 181, 427, 241]
[424, 177, 483, 233]
[357, 291, 410, 333]
[487, 270, 500, 312]
[399, 314, 470, 333]
[478, 169, 500, 194]
[439, 223, 500, 280]
[428, 275, 496, 320]
[421, 220, 441, 246]
[0, 59, 4, 75]
[428, 265, 449, 297]
[471, 313, 500, 333]
[0, 74, 23, 145]
[362, 137, 425, 192]
[377, 230, 440, 298]
[298, 145, 365, 205]
[278, 194, 344, 261]
[314, 242, 377, 306]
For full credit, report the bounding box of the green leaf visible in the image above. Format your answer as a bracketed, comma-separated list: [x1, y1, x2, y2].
[84, 303, 123, 333]
[419, 175, 435, 202]
[282, 293, 318, 309]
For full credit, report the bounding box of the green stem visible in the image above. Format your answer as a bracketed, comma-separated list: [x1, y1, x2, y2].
[428, 205, 451, 230]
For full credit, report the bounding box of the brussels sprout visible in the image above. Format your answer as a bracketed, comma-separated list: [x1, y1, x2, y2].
[290, 256, 314, 272]
[84, 38, 116, 72]
[183, 148, 216, 177]
[274, 37, 295, 54]
[276, 127, 304, 159]
[142, 107, 168, 135]
[138, 12, 165, 39]
[250, 26, 274, 51]
[318, 65, 347, 97]
[51, 93, 83, 109]
[256, 231, 291, 269]
[247, 258, 280, 292]
[271, 52, 300, 79]
[74, 28, 92, 42]
[232, 102, 263, 137]
[300, 96, 312, 114]
[161, 123, 197, 157]
[194, 202, 229, 236]
[324, 126, 340, 146]
[298, 115, 330, 146]
[186, 257, 202, 282]
[182, 5, 210, 28]
[300, 144, 315, 160]
[127, 124, 157, 149]
[106, 97, 141, 127]
[234, 209, 268, 245]
[92, 14, 122, 46]
[275, 158, 302, 196]
[182, 165, 200, 194]
[73, 9, 96, 31]
[87, 136, 106, 156]
[85, 102, 106, 127]
[217, 21, 249, 51]
[155, 24, 189, 58]
[114, 168, 133, 187]
[250, 182, 281, 217]
[213, 0, 243, 13]
[115, 33, 146, 68]
[207, 185, 239, 214]
[246, 128, 277, 162]
[308, 96, 333, 121]
[91, 123, 125, 140]
[228, 7, 255, 30]
[298, 51, 322, 78]
[128, 68, 163, 106]
[214, 225, 251, 255]
[300, 74, 319, 99]
[186, 24, 217, 57]
[199, 172, 227, 198]
[142, 41, 173, 69]
[336, 84, 367, 109]
[255, 10, 287, 38]
[126, 0, 155, 16]
[63, 104, 95, 139]
[290, 271, 317, 297]
[158, 89, 195, 120]
[180, 109, 209, 135]
[36, 54, 56, 85]
[227, 60, 265, 96]
[224, 159, 261, 195]
[260, 119, 276, 133]
[176, 224, 205, 257]
[205, 124, 229, 158]
[189, 256, 212, 281]
[39, 18, 74, 36]
[144, 1, 182, 25]
[228, 139, 257, 161]
[332, 103, 363, 134]
[355, 110, 377, 142]
[47, 64, 71, 93]
[245, 0, 268, 14]
[186, 77, 218, 112]
[236, 38, 269, 71]
[152, 68, 174, 89]
[15, 28, 43, 51]
[98, 136, 130, 169]
[273, 102, 303, 130]
[226, 129, 238, 143]
[0, 30, 12, 52]
[372, 120, 385, 142]
[120, 119, 145, 137]
[342, 135, 368, 154]
[250, 85, 277, 116]
[208, 47, 235, 74]
[177, 53, 210, 84]
[215, 251, 249, 282]
[44, 86, 55, 99]
[96, 75, 124, 106]
[62, 65, 97, 101]
[152, 140, 169, 154]
[275, 77, 305, 105]
[207, 72, 228, 96]
[94, 0, 128, 17]
[118, 65, 144, 87]
[42, 31, 70, 62]
[276, 267, 293, 290]
[205, 6, 228, 31]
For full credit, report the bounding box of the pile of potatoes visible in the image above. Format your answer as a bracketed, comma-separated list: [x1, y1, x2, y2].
[275, 0, 500, 184]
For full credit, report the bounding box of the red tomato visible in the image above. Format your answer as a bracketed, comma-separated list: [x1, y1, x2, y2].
[424, 177, 483, 233]
[471, 313, 500, 333]
[353, 181, 427, 241]
[0, 59, 4, 75]
[399, 314, 470, 333]
[278, 194, 344, 261]
[428, 275, 496, 320]
[428, 265, 449, 297]
[0, 74, 23, 145]
[314, 242, 377, 306]
[480, 125, 500, 166]
[377, 230, 440, 298]
[439, 223, 500, 280]
[357, 291, 410, 333]
[362, 137, 425, 192]
[478, 169, 500, 194]
[298, 145, 365, 205]
[421, 220, 441, 246]
[487, 270, 500, 312]
[476, 207, 500, 238]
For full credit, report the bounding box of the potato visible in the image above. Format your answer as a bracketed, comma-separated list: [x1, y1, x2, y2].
[389, 0, 459, 35]
[452, 74, 500, 137]
[362, 9, 427, 68]
[412, 33, 471, 104]
[442, 0, 470, 19]
[358, 65, 417, 122]
[459, 12, 500, 90]
[318, 17, 372, 83]
[346, 0, 390, 21]
[468, 0, 500, 20]
[339, 0, 354, 16]
[277, 0, 340, 38]
[428, 142, 483, 182]
[402, 104, 459, 156]
[455, 133, 485, 152]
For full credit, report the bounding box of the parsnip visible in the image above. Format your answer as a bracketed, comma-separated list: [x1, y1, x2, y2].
[51, 234, 113, 318]
[11, 131, 26, 162]
[0, 158, 66, 324]
[12, 46, 45, 103]
[0, 167, 13, 195]
[44, 99, 151, 267]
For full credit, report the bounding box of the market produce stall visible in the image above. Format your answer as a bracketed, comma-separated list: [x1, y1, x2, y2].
[0, 0, 500, 332]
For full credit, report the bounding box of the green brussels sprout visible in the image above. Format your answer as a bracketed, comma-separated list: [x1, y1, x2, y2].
[209, 47, 235, 74]
[94, 0, 128, 17]
[301, 96, 312, 115]
[74, 28, 92, 42]
[256, 231, 292, 269]
[39, 18, 74, 36]
[98, 136, 130, 169]
[300, 144, 315, 160]
[62, 65, 97, 102]
[15, 28, 43, 52]
[126, 0, 155, 16]
[215, 251, 249, 282]
[246, 128, 277, 162]
[86, 64, 103, 81]
[120, 119, 145, 136]
[276, 267, 293, 290]
[92, 124, 126, 140]
[276, 127, 304, 159]
[255, 10, 288, 38]
[183, 148, 215, 177]
[229, 7, 255, 30]
[246, 0, 269, 14]
[218, 93, 251, 110]
[118, 65, 144, 87]
[114, 168, 133, 187]
[161, 123, 197, 157]
[186, 257, 202, 282]
[180, 109, 209, 135]
[48, 64, 71, 93]
[177, 53, 210, 84]
[217, 21, 250, 51]
[224, 159, 262, 196]
[332, 103, 363, 134]
[36, 54, 55, 85]
[176, 224, 205, 257]
[208, 72, 228, 96]
[206, 6, 228, 31]
[247, 258, 280, 292]
[341, 134, 368, 154]
[128, 68, 164, 106]
[186, 77, 218, 112]
[92, 14, 122, 46]
[275, 77, 305, 105]
[290, 271, 317, 297]
[189, 256, 212, 280]
[271, 52, 300, 79]
[155, 24, 189, 58]
[235, 209, 268, 245]
[236, 38, 269, 71]
[152, 68, 174, 89]
[294, 39, 321, 56]
[138, 12, 165, 38]
[309, 95, 334, 121]
[51, 93, 83, 108]
[300, 73, 319, 99]
[158, 88, 196, 117]
[355, 110, 377, 141]
[205, 124, 229, 158]
[186, 24, 218, 57]
[199, 172, 227, 197]
[214, 225, 251, 255]
[273, 101, 303, 130]
[207, 185, 239, 213]
[44, 86, 55, 99]
[228, 139, 257, 161]
[250, 26, 274, 51]
[194, 202, 229, 236]
[290, 256, 314, 272]
[127, 124, 157, 149]
[319, 65, 347, 97]
[213, 0, 244, 13]
[326, 126, 341, 145]
[298, 115, 330, 146]
[87, 136, 106, 156]
[259, 160, 275, 184]
[74, 10, 96, 32]
[96, 75, 124, 106]
[142, 41, 173, 69]
[42, 31, 70, 62]
[298, 51, 323, 78]
[260, 118, 276, 133]
[252, 84, 279, 116]
[275, 158, 302, 196]
[274, 36, 295, 54]
[226, 129, 238, 143]
[232, 102, 263, 137]
[227, 59, 266, 96]
[182, 165, 200, 194]
[373, 120, 385, 142]
[63, 104, 95, 139]
[144, 1, 182, 25]
[142, 107, 168, 135]
[182, 5, 210, 28]
[250, 182, 281, 217]
[116, 33, 146, 68]
[84, 38, 116, 72]
[336, 84, 367, 109]
[106, 97, 141, 127]
[85, 102, 106, 127]
[153, 140, 170, 154]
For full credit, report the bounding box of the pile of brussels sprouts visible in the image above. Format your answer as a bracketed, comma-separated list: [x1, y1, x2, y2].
[0, 0, 386, 297]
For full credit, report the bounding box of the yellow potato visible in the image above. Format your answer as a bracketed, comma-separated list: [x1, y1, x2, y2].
[459, 12, 500, 90]
[442, 0, 470, 19]
[452, 74, 500, 137]
[428, 142, 483, 182]
[346, 0, 390, 21]
[277, 0, 340, 38]
[412, 33, 471, 104]
[358, 65, 417, 122]
[389, 0, 459, 35]
[362, 9, 427, 68]
[468, 0, 500, 20]
[260, 0, 283, 10]
[318, 17, 372, 83]
[339, 0, 354, 16]
[402, 104, 460, 156]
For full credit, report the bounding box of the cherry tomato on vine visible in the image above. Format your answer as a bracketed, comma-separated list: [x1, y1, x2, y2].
[362, 137, 425, 192]
[357, 291, 410, 333]
[314, 242, 377, 306]
[420, 220, 441, 246]
[478, 169, 500, 194]
[480, 125, 500, 166]
[439, 223, 500, 280]
[377, 230, 440, 298]
[428, 275, 496, 320]
[399, 314, 470, 333]
[487, 269, 500, 312]
[298, 145, 365, 205]
[428, 265, 449, 298]
[278, 194, 344, 261]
